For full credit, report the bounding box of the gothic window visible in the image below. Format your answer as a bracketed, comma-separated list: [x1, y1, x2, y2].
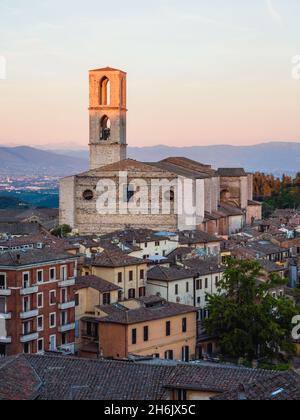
[100, 115, 111, 141]
[100, 76, 110, 105]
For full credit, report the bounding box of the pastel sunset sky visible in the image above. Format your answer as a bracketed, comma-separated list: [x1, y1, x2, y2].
[0, 0, 300, 149]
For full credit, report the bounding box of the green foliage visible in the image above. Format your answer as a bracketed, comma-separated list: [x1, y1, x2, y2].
[205, 259, 298, 362]
[52, 224, 72, 238]
[253, 172, 300, 217]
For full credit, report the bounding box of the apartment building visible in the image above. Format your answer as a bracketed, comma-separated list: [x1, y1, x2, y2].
[79, 296, 197, 361]
[0, 249, 78, 356]
[82, 250, 147, 300]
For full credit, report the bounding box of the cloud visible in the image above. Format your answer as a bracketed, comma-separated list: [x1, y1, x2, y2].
[266, 0, 283, 24]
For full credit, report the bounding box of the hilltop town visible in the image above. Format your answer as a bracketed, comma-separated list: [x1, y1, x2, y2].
[0, 68, 300, 401]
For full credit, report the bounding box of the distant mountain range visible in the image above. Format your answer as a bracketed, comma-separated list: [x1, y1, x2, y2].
[1, 142, 300, 177]
[0, 146, 87, 176]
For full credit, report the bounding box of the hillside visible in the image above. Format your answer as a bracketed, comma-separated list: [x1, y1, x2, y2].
[128, 142, 300, 176]
[1, 142, 300, 177]
[54, 142, 300, 176]
[0, 146, 88, 176]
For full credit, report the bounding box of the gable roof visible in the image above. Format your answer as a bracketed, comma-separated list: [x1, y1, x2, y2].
[0, 248, 77, 268]
[149, 161, 210, 179]
[148, 265, 195, 281]
[213, 370, 300, 400]
[179, 230, 222, 245]
[0, 354, 283, 400]
[92, 250, 145, 268]
[78, 159, 174, 176]
[24, 355, 172, 400]
[96, 300, 197, 325]
[164, 363, 275, 394]
[75, 275, 121, 293]
[160, 157, 216, 176]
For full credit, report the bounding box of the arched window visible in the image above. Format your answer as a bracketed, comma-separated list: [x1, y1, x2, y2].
[100, 115, 111, 140]
[100, 77, 110, 105]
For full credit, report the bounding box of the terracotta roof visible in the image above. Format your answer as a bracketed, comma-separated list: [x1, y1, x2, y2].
[160, 157, 215, 176]
[0, 222, 41, 235]
[184, 258, 225, 276]
[0, 249, 77, 267]
[213, 370, 300, 400]
[75, 275, 121, 293]
[148, 265, 195, 281]
[179, 230, 222, 245]
[167, 247, 194, 260]
[165, 363, 275, 394]
[0, 354, 283, 400]
[0, 356, 42, 400]
[149, 161, 210, 179]
[79, 159, 174, 176]
[100, 228, 171, 244]
[2, 354, 171, 400]
[217, 204, 244, 217]
[96, 299, 197, 324]
[92, 250, 145, 268]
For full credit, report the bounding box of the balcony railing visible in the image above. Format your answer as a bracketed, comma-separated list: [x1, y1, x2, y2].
[58, 278, 76, 288]
[81, 330, 99, 340]
[20, 332, 39, 343]
[58, 301, 76, 310]
[0, 336, 12, 344]
[0, 312, 12, 320]
[20, 309, 39, 319]
[59, 322, 76, 333]
[0, 288, 11, 296]
[20, 286, 39, 296]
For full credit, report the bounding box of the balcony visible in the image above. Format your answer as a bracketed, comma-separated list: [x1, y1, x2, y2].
[20, 309, 39, 319]
[20, 332, 39, 343]
[20, 286, 39, 296]
[0, 336, 12, 344]
[0, 312, 12, 320]
[59, 322, 76, 333]
[58, 278, 76, 288]
[58, 301, 76, 310]
[0, 288, 11, 296]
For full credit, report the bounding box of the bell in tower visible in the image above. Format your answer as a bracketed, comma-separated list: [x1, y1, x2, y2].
[89, 67, 127, 169]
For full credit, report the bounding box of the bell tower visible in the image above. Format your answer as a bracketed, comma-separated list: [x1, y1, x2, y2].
[89, 67, 127, 169]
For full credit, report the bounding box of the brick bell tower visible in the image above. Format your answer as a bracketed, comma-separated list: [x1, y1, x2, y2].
[89, 67, 127, 169]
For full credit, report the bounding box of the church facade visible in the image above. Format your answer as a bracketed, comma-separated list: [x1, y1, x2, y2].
[59, 67, 261, 236]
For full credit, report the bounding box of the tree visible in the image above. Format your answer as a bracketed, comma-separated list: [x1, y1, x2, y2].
[205, 259, 297, 362]
[52, 224, 72, 238]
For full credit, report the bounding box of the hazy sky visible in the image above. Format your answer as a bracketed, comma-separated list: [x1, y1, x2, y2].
[0, 0, 300, 149]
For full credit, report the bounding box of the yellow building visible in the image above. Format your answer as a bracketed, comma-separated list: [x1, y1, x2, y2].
[74, 275, 122, 354]
[82, 250, 148, 301]
[79, 296, 197, 361]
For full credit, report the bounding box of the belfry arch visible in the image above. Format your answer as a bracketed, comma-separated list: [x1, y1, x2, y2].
[100, 76, 111, 105]
[100, 115, 111, 140]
